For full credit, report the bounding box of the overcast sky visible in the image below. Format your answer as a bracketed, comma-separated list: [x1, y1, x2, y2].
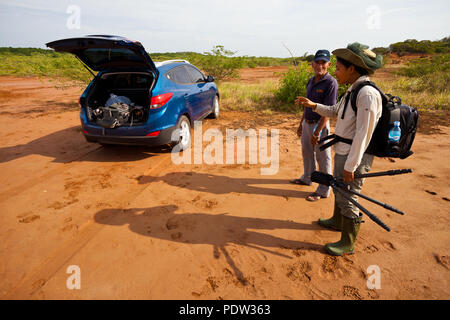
[0, 0, 449, 57]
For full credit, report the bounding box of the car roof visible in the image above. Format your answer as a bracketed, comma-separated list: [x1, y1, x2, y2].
[155, 61, 194, 73]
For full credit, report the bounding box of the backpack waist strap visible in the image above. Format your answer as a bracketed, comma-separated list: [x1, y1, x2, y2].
[319, 134, 353, 151]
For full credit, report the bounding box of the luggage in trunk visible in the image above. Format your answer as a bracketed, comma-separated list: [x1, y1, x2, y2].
[85, 72, 154, 128]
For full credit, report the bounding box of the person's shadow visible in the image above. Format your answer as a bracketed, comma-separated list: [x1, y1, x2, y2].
[94, 205, 324, 285]
[137, 171, 312, 199]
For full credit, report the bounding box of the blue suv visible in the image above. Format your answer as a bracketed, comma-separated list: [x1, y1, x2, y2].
[46, 35, 219, 150]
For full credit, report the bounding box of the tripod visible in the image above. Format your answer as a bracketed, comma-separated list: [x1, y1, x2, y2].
[311, 169, 412, 232]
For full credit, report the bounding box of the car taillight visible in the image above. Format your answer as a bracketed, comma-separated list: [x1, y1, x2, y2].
[150, 92, 173, 109]
[78, 97, 82, 107]
[146, 130, 161, 137]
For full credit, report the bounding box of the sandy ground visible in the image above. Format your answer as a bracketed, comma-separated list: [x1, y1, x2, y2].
[0, 72, 449, 300]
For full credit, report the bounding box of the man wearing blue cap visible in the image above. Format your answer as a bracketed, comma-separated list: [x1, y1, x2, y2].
[290, 50, 338, 202]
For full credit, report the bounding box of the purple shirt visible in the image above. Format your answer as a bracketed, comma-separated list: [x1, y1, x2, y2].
[305, 73, 338, 121]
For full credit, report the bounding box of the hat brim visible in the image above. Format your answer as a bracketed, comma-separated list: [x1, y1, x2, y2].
[332, 48, 375, 75]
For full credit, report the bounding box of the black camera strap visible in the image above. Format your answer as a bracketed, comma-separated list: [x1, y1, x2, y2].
[318, 134, 353, 151]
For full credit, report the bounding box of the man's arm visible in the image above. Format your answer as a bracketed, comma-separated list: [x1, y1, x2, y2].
[311, 79, 336, 142]
[295, 96, 339, 119]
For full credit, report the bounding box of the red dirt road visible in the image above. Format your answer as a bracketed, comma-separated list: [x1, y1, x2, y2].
[0, 75, 449, 300]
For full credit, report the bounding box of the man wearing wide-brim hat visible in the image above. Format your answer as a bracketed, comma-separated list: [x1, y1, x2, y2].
[295, 42, 383, 256]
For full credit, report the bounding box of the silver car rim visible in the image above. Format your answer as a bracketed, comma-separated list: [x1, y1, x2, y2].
[214, 97, 219, 116]
[180, 120, 190, 147]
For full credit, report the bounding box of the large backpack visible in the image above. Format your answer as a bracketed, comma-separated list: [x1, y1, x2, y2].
[319, 81, 419, 159]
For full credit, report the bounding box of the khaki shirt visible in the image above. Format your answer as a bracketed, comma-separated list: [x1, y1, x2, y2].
[315, 75, 382, 172]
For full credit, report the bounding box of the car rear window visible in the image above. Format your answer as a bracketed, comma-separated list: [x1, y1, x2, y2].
[83, 48, 143, 68]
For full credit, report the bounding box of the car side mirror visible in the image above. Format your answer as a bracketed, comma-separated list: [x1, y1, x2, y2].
[206, 75, 214, 82]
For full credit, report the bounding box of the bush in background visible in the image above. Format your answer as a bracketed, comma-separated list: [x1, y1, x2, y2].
[396, 54, 450, 93]
[389, 37, 450, 55]
[274, 56, 348, 105]
[274, 62, 313, 104]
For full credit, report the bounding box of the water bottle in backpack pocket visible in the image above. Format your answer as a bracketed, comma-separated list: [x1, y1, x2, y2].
[387, 121, 401, 156]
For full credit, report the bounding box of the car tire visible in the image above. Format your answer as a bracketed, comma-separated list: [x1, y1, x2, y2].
[170, 115, 191, 151]
[207, 95, 219, 119]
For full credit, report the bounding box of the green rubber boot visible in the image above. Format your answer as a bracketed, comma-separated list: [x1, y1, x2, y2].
[318, 199, 343, 231]
[325, 215, 363, 256]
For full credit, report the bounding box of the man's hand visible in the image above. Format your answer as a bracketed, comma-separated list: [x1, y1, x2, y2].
[297, 123, 303, 137]
[295, 97, 317, 109]
[310, 134, 319, 145]
[343, 169, 354, 183]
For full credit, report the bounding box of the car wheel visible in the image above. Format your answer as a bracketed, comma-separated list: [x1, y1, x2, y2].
[171, 115, 191, 151]
[207, 95, 219, 119]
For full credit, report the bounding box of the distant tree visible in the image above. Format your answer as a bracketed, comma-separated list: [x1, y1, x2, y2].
[196, 45, 244, 80]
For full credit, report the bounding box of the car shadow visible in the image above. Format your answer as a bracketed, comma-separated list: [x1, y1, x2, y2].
[137, 171, 312, 199]
[0, 125, 172, 164]
[94, 205, 324, 285]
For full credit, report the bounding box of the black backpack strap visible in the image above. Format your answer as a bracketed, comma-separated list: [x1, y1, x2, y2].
[349, 81, 388, 115]
[340, 91, 352, 120]
[318, 134, 353, 151]
[318, 134, 335, 144]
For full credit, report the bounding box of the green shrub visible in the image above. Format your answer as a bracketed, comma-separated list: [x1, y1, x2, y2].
[389, 37, 450, 55]
[372, 47, 390, 55]
[193, 45, 244, 80]
[397, 54, 450, 77]
[274, 56, 348, 105]
[274, 62, 313, 104]
[395, 54, 450, 94]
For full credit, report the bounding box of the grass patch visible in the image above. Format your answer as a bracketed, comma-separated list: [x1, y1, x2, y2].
[218, 80, 302, 113]
[0, 48, 93, 85]
[397, 54, 450, 77]
[376, 53, 450, 109]
[376, 77, 449, 110]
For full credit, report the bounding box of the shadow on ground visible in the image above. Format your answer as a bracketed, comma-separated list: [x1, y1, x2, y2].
[0, 126, 172, 163]
[94, 205, 324, 285]
[137, 171, 312, 199]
